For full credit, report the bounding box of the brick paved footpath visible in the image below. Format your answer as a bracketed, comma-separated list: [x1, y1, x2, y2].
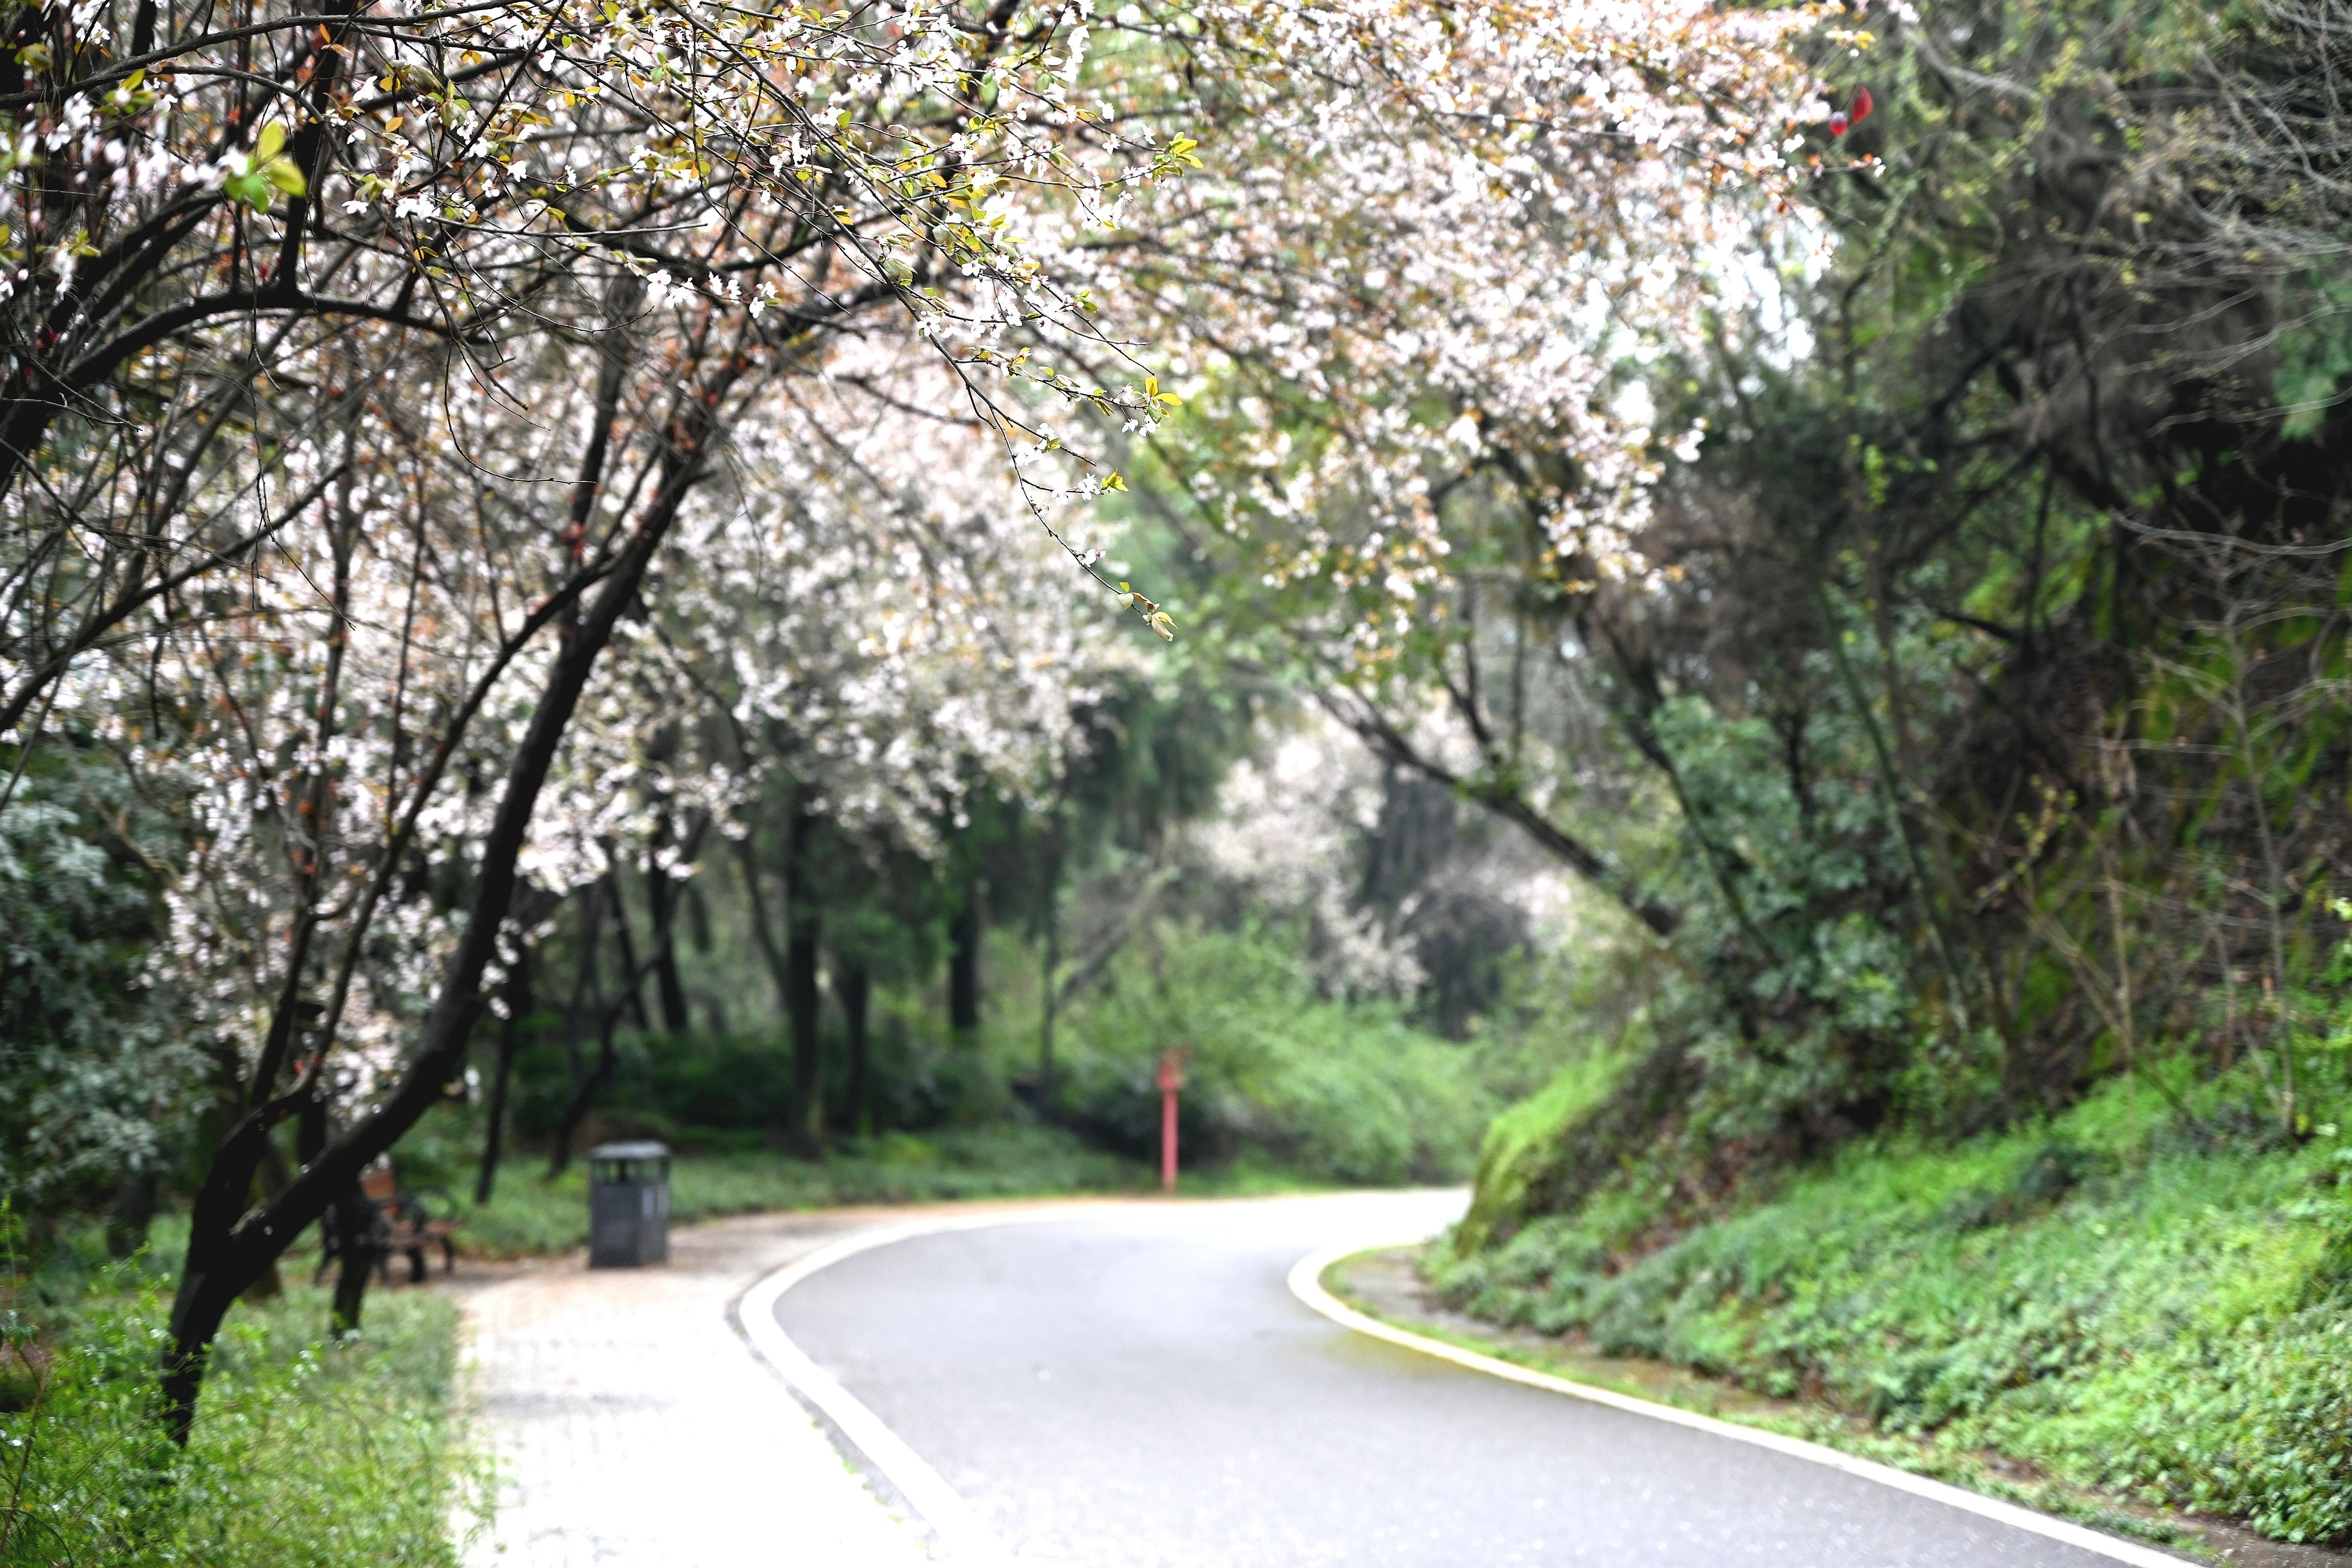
[449, 1206, 947, 1567]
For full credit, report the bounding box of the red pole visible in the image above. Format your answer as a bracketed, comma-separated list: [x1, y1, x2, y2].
[1161, 1083, 1178, 1193]
[1156, 1046, 1187, 1194]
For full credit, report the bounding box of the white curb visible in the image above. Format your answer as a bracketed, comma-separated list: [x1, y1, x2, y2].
[736, 1208, 1100, 1565]
[1286, 1236, 2195, 1568]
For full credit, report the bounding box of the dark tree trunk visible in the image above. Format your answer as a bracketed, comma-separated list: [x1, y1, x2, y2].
[1039, 854, 1060, 1111]
[735, 828, 794, 1056]
[547, 881, 609, 1179]
[646, 832, 692, 1034]
[327, 1183, 377, 1335]
[786, 806, 823, 1155]
[548, 995, 622, 1181]
[948, 891, 981, 1039]
[240, 1114, 299, 1303]
[837, 960, 871, 1138]
[104, 1167, 158, 1260]
[476, 952, 533, 1204]
[296, 1090, 328, 1165]
[157, 365, 718, 1444]
[606, 864, 652, 1033]
[238, 1171, 285, 1304]
[550, 819, 699, 1174]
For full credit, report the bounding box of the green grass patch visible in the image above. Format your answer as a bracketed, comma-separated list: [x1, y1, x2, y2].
[1, 1272, 485, 1568]
[1454, 1043, 1632, 1252]
[1433, 1071, 2352, 1545]
[452, 1124, 1166, 1256]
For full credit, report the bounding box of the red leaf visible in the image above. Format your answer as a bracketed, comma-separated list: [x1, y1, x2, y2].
[1851, 87, 1874, 124]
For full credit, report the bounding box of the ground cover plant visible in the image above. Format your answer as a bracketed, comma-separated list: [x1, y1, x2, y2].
[0, 1232, 484, 1568]
[1432, 1065, 2352, 1544]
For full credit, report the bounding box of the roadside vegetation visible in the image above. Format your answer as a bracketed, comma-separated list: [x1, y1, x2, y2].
[1433, 1064, 2352, 1544]
[1349, 0, 2352, 1546]
[0, 1220, 483, 1568]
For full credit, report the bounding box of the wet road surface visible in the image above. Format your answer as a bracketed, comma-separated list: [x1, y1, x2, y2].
[773, 1191, 2155, 1568]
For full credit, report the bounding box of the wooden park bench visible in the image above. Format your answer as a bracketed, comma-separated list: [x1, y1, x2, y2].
[313, 1163, 459, 1285]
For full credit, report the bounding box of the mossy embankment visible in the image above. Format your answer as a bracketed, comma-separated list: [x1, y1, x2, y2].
[1429, 1061, 2352, 1547]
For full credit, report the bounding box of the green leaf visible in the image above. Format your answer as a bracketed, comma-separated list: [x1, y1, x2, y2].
[224, 171, 272, 211]
[223, 122, 308, 209]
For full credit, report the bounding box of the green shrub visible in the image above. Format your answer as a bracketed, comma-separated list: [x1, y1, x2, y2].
[1454, 1040, 1634, 1252]
[0, 1272, 484, 1567]
[1046, 921, 1495, 1184]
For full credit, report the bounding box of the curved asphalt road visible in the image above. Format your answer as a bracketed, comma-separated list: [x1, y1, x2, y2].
[773, 1191, 2150, 1568]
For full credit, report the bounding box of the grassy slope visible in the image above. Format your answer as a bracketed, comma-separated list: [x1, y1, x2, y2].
[1431, 1067, 2352, 1545]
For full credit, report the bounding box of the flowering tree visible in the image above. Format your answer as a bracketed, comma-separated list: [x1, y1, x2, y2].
[654, 343, 1132, 850]
[0, 0, 1189, 1436]
[1110, 0, 1834, 937]
[528, 340, 1140, 1153]
[0, 0, 1202, 756]
[0, 0, 1826, 1440]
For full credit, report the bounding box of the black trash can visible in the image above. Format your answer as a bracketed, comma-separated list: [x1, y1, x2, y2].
[587, 1140, 671, 1267]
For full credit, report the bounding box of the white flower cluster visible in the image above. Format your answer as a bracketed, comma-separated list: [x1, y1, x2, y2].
[0, 0, 1822, 1140]
[1192, 708, 1589, 997]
